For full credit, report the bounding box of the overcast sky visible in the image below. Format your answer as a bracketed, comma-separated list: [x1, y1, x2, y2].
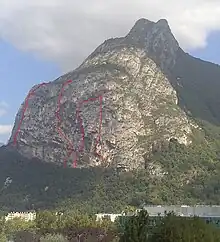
[1, 0, 220, 71]
[0, 0, 220, 142]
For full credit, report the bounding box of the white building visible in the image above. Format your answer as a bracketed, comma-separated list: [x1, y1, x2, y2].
[95, 213, 122, 222]
[143, 205, 220, 217]
[5, 211, 36, 222]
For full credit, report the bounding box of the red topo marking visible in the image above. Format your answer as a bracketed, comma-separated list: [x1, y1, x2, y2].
[74, 95, 103, 167]
[13, 82, 49, 146]
[55, 80, 75, 168]
[13, 79, 104, 168]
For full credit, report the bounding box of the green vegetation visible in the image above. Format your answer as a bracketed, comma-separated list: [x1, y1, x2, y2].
[173, 50, 220, 125]
[123, 210, 220, 242]
[40, 234, 68, 242]
[1, 119, 220, 213]
[119, 210, 151, 242]
[0, 209, 118, 241]
[151, 212, 220, 242]
[0, 210, 219, 241]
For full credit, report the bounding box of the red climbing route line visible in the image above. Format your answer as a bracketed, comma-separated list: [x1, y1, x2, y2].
[98, 95, 103, 144]
[13, 78, 104, 169]
[13, 82, 49, 146]
[76, 103, 84, 153]
[73, 95, 103, 167]
[55, 80, 75, 168]
[96, 95, 103, 159]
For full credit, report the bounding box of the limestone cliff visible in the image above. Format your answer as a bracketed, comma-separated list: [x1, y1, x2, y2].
[9, 19, 195, 169]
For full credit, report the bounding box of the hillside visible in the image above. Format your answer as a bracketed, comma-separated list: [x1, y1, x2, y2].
[8, 18, 194, 169]
[1, 18, 220, 212]
[171, 50, 220, 125]
[1, 121, 220, 213]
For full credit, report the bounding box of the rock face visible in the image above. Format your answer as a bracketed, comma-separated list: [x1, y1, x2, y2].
[9, 19, 194, 169]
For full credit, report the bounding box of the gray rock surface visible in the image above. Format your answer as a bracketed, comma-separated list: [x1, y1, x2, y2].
[9, 19, 195, 169]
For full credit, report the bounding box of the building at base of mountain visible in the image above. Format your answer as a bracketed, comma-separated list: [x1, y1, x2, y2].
[96, 205, 220, 223]
[142, 205, 220, 217]
[5, 211, 36, 222]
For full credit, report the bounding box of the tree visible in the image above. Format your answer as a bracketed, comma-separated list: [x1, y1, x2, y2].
[121, 206, 137, 215]
[61, 210, 96, 230]
[40, 233, 68, 242]
[150, 212, 220, 242]
[4, 218, 35, 240]
[0, 233, 6, 242]
[119, 210, 151, 242]
[14, 231, 40, 242]
[35, 210, 57, 234]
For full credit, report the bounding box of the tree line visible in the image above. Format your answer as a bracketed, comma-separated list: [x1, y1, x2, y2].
[1, 209, 220, 241]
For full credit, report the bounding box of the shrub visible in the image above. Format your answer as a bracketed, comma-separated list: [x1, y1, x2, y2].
[40, 233, 68, 242]
[150, 212, 220, 242]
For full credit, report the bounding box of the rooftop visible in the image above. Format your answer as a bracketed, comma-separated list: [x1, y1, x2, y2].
[143, 205, 220, 217]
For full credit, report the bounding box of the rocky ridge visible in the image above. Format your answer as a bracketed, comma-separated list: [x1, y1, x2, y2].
[9, 19, 195, 170]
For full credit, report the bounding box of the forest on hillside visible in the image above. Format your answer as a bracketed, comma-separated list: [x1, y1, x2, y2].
[1, 119, 220, 213]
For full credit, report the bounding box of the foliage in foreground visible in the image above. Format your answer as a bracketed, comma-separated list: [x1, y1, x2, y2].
[152, 212, 220, 242]
[122, 210, 220, 242]
[119, 210, 151, 242]
[0, 209, 220, 241]
[40, 233, 68, 242]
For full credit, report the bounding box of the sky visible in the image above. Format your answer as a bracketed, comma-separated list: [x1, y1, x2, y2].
[0, 0, 220, 143]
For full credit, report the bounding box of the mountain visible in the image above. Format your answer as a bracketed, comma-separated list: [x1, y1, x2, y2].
[1, 18, 220, 212]
[1, 131, 220, 213]
[8, 18, 198, 169]
[171, 51, 220, 125]
[125, 19, 220, 126]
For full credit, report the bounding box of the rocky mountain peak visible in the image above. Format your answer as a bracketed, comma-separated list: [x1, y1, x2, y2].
[126, 18, 170, 37]
[156, 19, 169, 27]
[125, 18, 179, 71]
[9, 18, 194, 170]
[84, 18, 179, 73]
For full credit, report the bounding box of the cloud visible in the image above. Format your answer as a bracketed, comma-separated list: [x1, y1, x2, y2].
[0, 0, 220, 71]
[0, 101, 8, 117]
[0, 125, 12, 135]
[0, 109, 6, 117]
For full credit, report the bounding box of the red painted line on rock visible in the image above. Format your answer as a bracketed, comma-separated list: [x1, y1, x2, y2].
[98, 95, 103, 144]
[13, 82, 49, 146]
[55, 80, 75, 168]
[73, 95, 104, 167]
[13, 79, 104, 168]
[95, 95, 103, 160]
